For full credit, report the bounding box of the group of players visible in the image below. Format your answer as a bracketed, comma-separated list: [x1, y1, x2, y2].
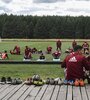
[0, 40, 90, 60]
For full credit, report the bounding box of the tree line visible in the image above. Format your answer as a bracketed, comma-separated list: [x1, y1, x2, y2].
[0, 14, 90, 39]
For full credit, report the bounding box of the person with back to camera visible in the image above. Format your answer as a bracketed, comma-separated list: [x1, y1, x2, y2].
[37, 53, 45, 61]
[39, 53, 45, 60]
[52, 50, 61, 61]
[61, 45, 90, 86]
[52, 50, 61, 59]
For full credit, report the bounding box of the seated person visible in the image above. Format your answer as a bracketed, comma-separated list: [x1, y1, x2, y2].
[52, 51, 61, 59]
[31, 47, 37, 53]
[24, 46, 32, 60]
[38, 49, 42, 54]
[61, 45, 90, 82]
[37, 53, 45, 61]
[0, 50, 9, 59]
[46, 46, 52, 54]
[82, 42, 89, 54]
[10, 45, 20, 55]
[39, 53, 45, 60]
[65, 47, 73, 53]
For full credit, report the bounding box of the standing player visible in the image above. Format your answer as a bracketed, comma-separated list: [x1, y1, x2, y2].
[72, 40, 77, 49]
[56, 40, 62, 51]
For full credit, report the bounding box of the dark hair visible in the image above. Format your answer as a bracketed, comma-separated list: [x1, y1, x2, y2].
[74, 45, 83, 52]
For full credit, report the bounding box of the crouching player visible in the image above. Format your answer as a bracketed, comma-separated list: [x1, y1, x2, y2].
[37, 53, 46, 61]
[0, 50, 9, 60]
[31, 47, 37, 54]
[52, 51, 61, 61]
[82, 42, 89, 54]
[10, 45, 21, 55]
[46, 46, 52, 54]
[23, 46, 32, 61]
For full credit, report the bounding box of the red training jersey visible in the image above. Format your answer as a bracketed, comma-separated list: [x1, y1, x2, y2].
[61, 52, 90, 81]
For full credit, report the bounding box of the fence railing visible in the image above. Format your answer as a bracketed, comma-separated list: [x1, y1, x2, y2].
[0, 60, 62, 64]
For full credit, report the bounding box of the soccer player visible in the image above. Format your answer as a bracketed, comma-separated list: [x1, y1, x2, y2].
[24, 46, 32, 59]
[61, 45, 90, 81]
[10, 45, 20, 55]
[37, 53, 46, 61]
[39, 53, 45, 60]
[72, 40, 77, 49]
[1, 50, 9, 59]
[46, 46, 52, 54]
[82, 42, 89, 54]
[31, 47, 37, 53]
[52, 51, 61, 59]
[56, 40, 62, 51]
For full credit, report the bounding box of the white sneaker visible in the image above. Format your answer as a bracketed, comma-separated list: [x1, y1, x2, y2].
[58, 78, 64, 85]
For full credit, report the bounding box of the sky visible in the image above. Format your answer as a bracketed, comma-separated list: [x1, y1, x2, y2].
[0, 0, 90, 16]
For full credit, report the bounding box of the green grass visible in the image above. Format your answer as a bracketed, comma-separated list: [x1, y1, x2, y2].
[0, 40, 89, 80]
[0, 64, 64, 80]
[0, 41, 86, 61]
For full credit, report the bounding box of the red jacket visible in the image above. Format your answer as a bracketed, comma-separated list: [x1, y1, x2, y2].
[56, 40, 61, 47]
[47, 47, 52, 52]
[61, 52, 90, 81]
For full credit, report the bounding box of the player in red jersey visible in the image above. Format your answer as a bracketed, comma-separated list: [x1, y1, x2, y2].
[46, 46, 52, 54]
[10, 45, 20, 55]
[61, 45, 90, 81]
[52, 51, 61, 59]
[24, 46, 32, 59]
[82, 42, 89, 54]
[0, 50, 9, 59]
[56, 40, 62, 51]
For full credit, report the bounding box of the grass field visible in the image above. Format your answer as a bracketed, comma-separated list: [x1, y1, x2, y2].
[0, 64, 64, 80]
[0, 40, 86, 61]
[0, 40, 89, 80]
